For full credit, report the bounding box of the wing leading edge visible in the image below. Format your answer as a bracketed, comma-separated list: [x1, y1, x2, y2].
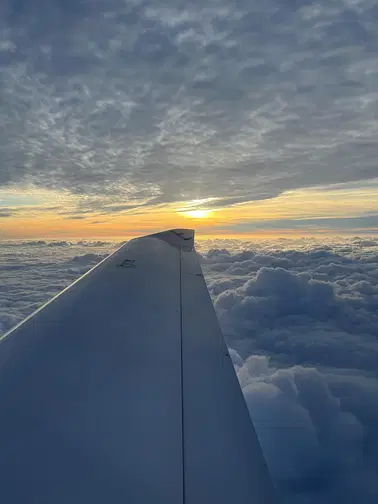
[0, 229, 276, 503]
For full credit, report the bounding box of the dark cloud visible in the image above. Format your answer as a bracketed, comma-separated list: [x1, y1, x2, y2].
[0, 206, 60, 219]
[0, 206, 24, 218]
[1, 0, 378, 209]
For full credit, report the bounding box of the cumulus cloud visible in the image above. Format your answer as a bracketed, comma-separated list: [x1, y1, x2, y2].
[1, 0, 378, 209]
[236, 354, 376, 503]
[1, 236, 378, 502]
[68, 252, 108, 265]
[201, 236, 378, 502]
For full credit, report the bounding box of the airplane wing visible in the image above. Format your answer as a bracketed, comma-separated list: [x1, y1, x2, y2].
[0, 229, 276, 503]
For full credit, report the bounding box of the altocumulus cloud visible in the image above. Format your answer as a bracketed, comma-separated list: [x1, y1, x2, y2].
[1, 237, 378, 502]
[1, 0, 378, 211]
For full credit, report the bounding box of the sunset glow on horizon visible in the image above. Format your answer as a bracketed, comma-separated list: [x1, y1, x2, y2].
[2, 179, 378, 239]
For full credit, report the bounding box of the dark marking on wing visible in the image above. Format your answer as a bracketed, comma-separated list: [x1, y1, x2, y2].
[172, 230, 193, 241]
[117, 259, 136, 268]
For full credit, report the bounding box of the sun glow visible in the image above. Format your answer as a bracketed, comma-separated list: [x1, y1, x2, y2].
[180, 209, 212, 219]
[3, 180, 378, 239]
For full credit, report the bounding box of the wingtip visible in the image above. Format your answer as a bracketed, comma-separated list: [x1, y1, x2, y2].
[145, 229, 195, 251]
[170, 228, 195, 241]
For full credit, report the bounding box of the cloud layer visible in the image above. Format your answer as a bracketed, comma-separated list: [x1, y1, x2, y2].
[1, 236, 378, 502]
[202, 236, 378, 502]
[2, 0, 378, 210]
[0, 240, 115, 333]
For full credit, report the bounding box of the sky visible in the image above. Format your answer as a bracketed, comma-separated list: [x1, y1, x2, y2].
[1, 0, 378, 238]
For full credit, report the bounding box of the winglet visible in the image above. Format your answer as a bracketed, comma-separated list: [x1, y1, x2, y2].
[147, 229, 195, 252]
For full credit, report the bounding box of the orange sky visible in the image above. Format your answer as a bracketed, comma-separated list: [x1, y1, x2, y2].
[2, 180, 378, 239]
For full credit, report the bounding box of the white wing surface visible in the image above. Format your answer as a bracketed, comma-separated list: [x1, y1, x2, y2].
[0, 229, 276, 503]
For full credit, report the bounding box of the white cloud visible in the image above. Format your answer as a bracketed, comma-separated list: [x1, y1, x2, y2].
[201, 236, 378, 502]
[0, 240, 117, 332]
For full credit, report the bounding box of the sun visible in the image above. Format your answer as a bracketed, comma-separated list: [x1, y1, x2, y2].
[180, 209, 212, 219]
